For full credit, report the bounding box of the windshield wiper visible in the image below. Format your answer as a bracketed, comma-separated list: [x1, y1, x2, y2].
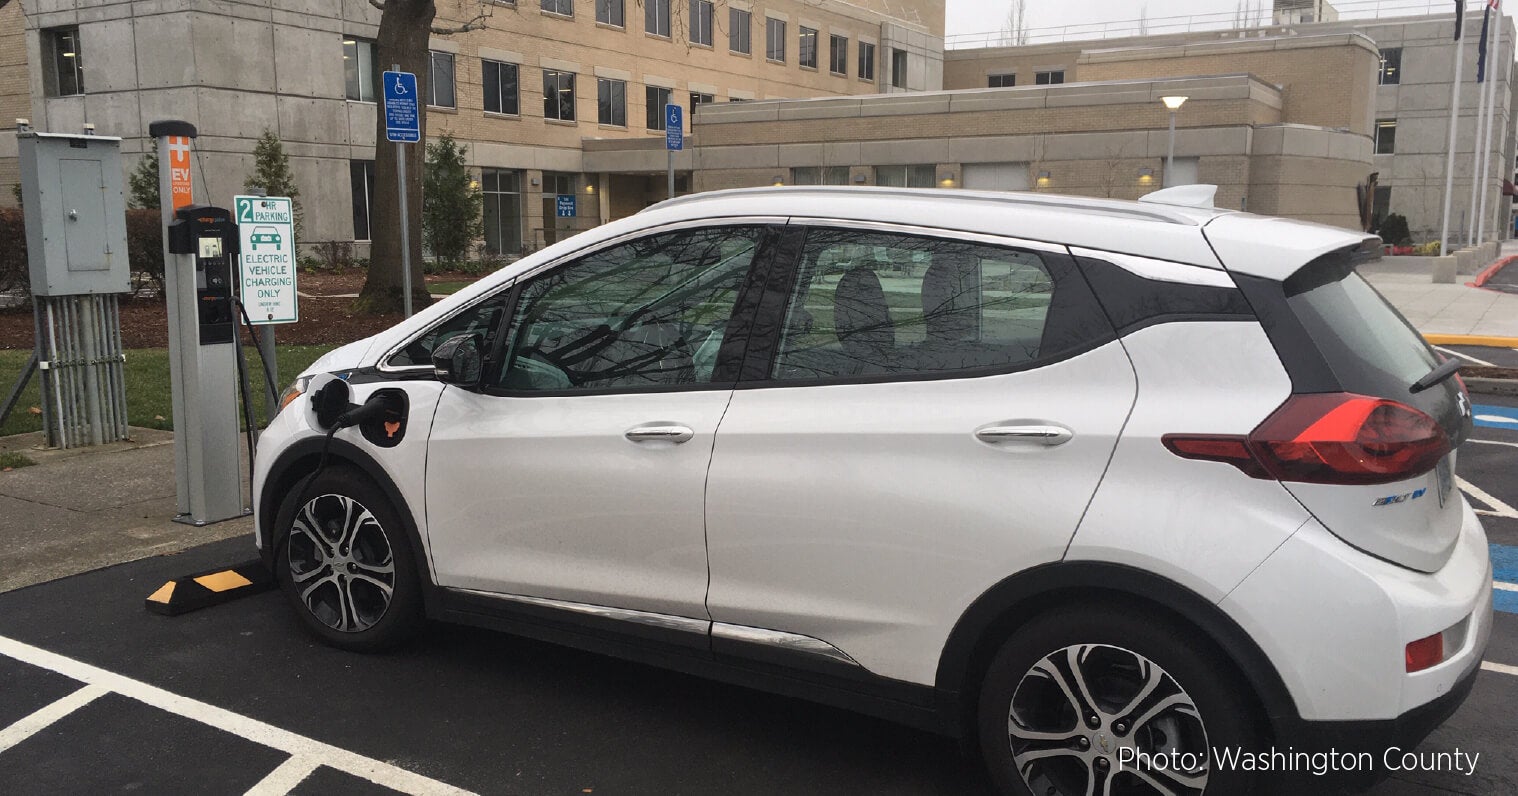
[1410, 358, 1462, 394]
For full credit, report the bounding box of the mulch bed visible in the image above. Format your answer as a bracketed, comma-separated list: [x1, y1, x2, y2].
[0, 268, 486, 350]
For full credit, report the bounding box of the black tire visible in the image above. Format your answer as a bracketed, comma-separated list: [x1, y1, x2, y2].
[976, 602, 1265, 796]
[274, 465, 424, 652]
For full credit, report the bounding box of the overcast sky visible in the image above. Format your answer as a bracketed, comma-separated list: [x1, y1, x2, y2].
[943, 0, 1476, 42]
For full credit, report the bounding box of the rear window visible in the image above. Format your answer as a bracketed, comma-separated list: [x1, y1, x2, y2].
[1282, 252, 1465, 438]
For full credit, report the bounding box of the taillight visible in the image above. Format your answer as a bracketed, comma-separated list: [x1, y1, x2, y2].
[1162, 392, 1450, 485]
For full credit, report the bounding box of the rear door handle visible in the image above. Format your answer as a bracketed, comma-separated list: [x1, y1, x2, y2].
[625, 424, 695, 444]
[975, 424, 1074, 446]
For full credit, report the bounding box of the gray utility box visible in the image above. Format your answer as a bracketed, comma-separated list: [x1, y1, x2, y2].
[18, 132, 131, 296]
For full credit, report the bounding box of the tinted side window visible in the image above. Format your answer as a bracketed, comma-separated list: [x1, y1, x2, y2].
[491, 226, 765, 391]
[1077, 256, 1254, 334]
[389, 295, 507, 367]
[770, 229, 1111, 381]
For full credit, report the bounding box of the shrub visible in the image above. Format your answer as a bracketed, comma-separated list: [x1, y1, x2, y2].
[0, 208, 27, 298]
[125, 209, 165, 296]
[128, 150, 160, 209]
[422, 134, 483, 264]
[244, 129, 305, 239]
[1377, 213, 1411, 246]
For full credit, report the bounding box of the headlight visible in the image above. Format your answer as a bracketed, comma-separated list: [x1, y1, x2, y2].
[277, 375, 312, 415]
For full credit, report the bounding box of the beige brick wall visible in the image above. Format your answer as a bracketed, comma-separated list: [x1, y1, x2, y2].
[0, 2, 29, 207]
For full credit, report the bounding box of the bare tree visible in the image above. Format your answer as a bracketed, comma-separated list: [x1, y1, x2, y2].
[1138, 5, 1149, 36]
[356, 0, 492, 314]
[1095, 141, 1133, 199]
[1001, 0, 1029, 47]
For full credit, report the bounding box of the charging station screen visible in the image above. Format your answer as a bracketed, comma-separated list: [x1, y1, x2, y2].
[198, 237, 223, 259]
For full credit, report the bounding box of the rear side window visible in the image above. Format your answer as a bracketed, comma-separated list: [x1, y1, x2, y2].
[768, 228, 1112, 381]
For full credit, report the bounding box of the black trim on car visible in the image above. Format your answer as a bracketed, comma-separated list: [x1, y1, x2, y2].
[1074, 255, 1256, 336]
[1229, 271, 1342, 394]
[433, 588, 947, 733]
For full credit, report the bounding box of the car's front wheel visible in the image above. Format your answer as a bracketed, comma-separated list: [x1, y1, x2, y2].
[977, 604, 1265, 796]
[275, 466, 423, 651]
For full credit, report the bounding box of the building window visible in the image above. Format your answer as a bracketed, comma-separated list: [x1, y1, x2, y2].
[43, 27, 85, 97]
[799, 27, 818, 69]
[595, 0, 623, 26]
[988, 73, 1015, 88]
[730, 8, 751, 54]
[646, 0, 670, 37]
[691, 1, 714, 46]
[429, 51, 455, 108]
[482, 169, 524, 254]
[875, 164, 935, 188]
[1035, 70, 1064, 85]
[350, 160, 376, 240]
[541, 0, 572, 15]
[690, 91, 713, 129]
[343, 37, 376, 102]
[483, 60, 520, 115]
[829, 35, 848, 75]
[541, 172, 579, 245]
[1379, 47, 1402, 85]
[647, 85, 672, 130]
[792, 166, 850, 185]
[891, 49, 908, 88]
[544, 70, 576, 121]
[598, 78, 627, 126]
[1375, 119, 1397, 154]
[766, 18, 786, 62]
[858, 41, 876, 81]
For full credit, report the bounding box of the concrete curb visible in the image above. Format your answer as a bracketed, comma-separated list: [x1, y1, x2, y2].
[1467, 377, 1518, 397]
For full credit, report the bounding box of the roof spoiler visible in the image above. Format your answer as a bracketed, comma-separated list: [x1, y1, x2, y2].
[1139, 184, 1218, 209]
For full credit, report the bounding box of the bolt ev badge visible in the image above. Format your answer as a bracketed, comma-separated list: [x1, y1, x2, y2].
[1373, 488, 1426, 507]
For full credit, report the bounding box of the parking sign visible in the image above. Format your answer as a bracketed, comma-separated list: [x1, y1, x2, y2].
[665, 104, 684, 151]
[383, 71, 421, 143]
[233, 195, 299, 324]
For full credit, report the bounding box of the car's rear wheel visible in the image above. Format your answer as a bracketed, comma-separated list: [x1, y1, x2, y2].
[275, 466, 423, 651]
[977, 604, 1264, 796]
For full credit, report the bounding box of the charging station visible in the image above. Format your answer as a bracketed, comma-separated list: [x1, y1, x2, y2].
[151, 120, 245, 526]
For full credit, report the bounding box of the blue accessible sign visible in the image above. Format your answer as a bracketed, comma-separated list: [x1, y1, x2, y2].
[665, 104, 684, 151]
[383, 71, 421, 143]
[556, 195, 577, 217]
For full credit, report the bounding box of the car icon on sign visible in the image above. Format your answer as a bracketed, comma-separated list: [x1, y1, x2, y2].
[250, 226, 282, 250]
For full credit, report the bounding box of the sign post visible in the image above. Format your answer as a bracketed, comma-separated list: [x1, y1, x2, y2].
[665, 104, 683, 201]
[383, 67, 421, 318]
[234, 194, 297, 422]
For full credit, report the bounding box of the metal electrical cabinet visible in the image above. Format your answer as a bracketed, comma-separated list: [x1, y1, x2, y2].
[18, 132, 131, 296]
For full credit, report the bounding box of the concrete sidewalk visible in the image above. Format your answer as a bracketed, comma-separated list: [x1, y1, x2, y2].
[0, 428, 251, 593]
[1364, 244, 1518, 340]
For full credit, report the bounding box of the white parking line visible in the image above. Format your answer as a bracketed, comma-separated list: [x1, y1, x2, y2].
[1458, 477, 1518, 519]
[1485, 661, 1518, 678]
[1470, 439, 1518, 449]
[1498, 582, 1518, 593]
[244, 754, 323, 796]
[0, 634, 474, 796]
[1436, 346, 1495, 366]
[0, 683, 108, 755]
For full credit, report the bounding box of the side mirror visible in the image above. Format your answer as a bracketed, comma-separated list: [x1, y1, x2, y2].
[432, 333, 484, 387]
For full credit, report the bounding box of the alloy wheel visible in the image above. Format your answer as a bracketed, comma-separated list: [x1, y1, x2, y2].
[1007, 644, 1210, 796]
[286, 493, 397, 633]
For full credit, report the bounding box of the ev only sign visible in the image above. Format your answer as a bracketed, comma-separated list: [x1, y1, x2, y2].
[233, 195, 299, 324]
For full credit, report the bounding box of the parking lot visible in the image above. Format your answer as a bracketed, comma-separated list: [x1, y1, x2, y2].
[1, 392, 1516, 795]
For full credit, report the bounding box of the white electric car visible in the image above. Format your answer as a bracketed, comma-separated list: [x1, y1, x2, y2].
[253, 187, 1492, 795]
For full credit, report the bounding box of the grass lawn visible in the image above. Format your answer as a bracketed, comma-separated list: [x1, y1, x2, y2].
[0, 344, 335, 438]
[429, 280, 475, 296]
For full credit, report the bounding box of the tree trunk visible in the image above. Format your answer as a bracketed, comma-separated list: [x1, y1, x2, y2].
[356, 0, 436, 315]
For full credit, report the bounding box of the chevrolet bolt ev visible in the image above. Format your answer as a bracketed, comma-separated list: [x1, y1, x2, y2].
[255, 187, 1492, 795]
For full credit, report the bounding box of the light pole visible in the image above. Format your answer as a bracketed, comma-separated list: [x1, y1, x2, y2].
[1162, 95, 1188, 187]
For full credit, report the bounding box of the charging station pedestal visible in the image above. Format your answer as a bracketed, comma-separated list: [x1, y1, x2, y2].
[153, 119, 245, 526]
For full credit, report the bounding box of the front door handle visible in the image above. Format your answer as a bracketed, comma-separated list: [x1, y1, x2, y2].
[975, 424, 1074, 446]
[625, 424, 695, 444]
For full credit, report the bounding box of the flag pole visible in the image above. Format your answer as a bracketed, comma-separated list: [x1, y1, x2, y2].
[1467, 5, 1492, 246]
[1477, 1, 1505, 243]
[1439, 5, 1470, 260]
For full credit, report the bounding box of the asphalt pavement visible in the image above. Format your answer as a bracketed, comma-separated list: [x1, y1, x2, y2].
[0, 392, 1515, 795]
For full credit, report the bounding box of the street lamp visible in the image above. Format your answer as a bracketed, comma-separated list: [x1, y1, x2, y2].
[1161, 95, 1188, 187]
